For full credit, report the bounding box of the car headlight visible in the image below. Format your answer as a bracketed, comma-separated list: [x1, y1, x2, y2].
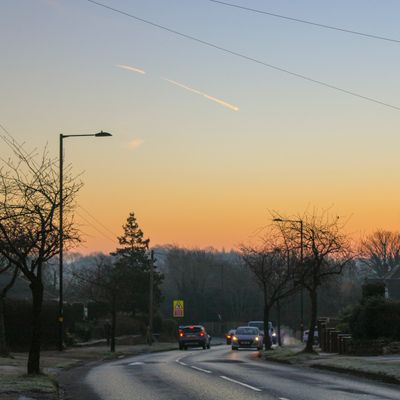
[272, 333, 277, 337]
[255, 336, 259, 341]
[232, 336, 238, 341]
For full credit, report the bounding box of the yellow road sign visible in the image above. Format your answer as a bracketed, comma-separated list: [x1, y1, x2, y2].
[173, 300, 184, 317]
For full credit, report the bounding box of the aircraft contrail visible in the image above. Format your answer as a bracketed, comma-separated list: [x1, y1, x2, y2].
[116, 64, 146, 74]
[163, 78, 239, 111]
[116, 64, 239, 111]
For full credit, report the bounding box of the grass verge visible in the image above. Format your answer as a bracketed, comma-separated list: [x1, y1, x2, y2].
[263, 346, 320, 364]
[309, 357, 400, 384]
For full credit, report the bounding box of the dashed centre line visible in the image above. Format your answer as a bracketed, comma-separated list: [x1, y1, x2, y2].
[220, 375, 262, 392]
[175, 356, 263, 393]
[191, 365, 212, 374]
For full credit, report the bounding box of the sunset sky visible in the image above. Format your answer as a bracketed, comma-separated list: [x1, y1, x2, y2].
[1, 0, 400, 254]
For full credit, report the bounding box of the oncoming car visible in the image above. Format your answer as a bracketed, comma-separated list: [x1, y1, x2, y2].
[178, 325, 211, 350]
[225, 329, 236, 345]
[231, 326, 263, 350]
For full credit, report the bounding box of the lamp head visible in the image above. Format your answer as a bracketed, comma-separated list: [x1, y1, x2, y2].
[95, 131, 112, 137]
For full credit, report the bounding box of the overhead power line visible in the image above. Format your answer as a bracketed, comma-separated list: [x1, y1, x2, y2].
[206, 0, 400, 44]
[76, 211, 116, 244]
[79, 204, 118, 238]
[85, 0, 400, 112]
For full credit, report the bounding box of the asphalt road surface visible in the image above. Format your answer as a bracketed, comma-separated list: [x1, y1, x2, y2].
[60, 345, 400, 400]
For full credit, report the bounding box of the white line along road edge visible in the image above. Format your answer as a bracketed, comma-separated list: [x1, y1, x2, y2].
[220, 376, 262, 392]
[191, 366, 212, 374]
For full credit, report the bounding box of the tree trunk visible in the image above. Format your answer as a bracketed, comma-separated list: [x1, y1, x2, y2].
[0, 296, 9, 356]
[28, 281, 43, 374]
[263, 303, 272, 350]
[277, 300, 282, 347]
[110, 296, 116, 353]
[304, 289, 317, 353]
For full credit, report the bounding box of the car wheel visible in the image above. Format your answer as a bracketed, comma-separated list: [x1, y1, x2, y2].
[232, 346, 238, 351]
[179, 344, 183, 350]
[202, 344, 206, 350]
[207, 343, 210, 349]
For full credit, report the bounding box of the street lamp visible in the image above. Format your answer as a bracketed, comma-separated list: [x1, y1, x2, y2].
[58, 131, 112, 351]
[272, 217, 304, 341]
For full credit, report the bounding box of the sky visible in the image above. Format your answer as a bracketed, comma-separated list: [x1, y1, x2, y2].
[1, 0, 400, 254]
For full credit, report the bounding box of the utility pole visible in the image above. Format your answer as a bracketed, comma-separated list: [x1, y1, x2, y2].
[300, 220, 304, 342]
[148, 250, 154, 345]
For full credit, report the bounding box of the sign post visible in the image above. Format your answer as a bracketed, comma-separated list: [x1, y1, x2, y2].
[173, 300, 184, 318]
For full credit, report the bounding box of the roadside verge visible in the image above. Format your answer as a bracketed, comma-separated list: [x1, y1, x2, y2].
[263, 346, 400, 384]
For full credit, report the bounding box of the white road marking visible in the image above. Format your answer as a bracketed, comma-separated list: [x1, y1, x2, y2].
[128, 362, 144, 366]
[175, 358, 187, 366]
[220, 375, 262, 392]
[191, 366, 212, 374]
[279, 398, 290, 400]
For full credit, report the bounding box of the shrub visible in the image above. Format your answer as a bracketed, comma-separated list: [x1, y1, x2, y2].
[361, 283, 385, 301]
[348, 296, 400, 340]
[160, 318, 178, 340]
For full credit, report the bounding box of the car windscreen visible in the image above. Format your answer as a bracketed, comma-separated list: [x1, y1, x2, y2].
[182, 327, 202, 333]
[248, 322, 263, 330]
[236, 327, 258, 335]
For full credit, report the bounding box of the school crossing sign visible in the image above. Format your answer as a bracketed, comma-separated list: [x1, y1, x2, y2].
[173, 300, 184, 318]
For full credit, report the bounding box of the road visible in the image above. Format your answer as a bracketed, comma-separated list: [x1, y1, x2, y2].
[60, 345, 400, 400]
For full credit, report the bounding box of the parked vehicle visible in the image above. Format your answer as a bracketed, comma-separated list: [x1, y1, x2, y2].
[178, 325, 211, 350]
[248, 320, 274, 344]
[225, 329, 236, 345]
[303, 329, 319, 344]
[271, 330, 278, 345]
[231, 326, 263, 351]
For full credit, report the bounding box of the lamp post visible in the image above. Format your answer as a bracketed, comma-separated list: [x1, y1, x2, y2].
[58, 131, 112, 351]
[273, 217, 304, 341]
[148, 250, 154, 346]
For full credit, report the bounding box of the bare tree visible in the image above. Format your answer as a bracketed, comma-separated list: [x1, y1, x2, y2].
[0, 136, 81, 373]
[359, 230, 400, 278]
[240, 234, 299, 350]
[274, 211, 353, 353]
[72, 255, 136, 353]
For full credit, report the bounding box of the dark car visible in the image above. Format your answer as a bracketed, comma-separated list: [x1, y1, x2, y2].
[178, 325, 211, 350]
[231, 326, 263, 350]
[225, 329, 236, 345]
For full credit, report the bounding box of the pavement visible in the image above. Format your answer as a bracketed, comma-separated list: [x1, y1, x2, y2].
[58, 344, 400, 400]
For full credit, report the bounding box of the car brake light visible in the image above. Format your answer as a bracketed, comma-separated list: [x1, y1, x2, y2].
[199, 331, 204, 337]
[227, 335, 231, 339]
